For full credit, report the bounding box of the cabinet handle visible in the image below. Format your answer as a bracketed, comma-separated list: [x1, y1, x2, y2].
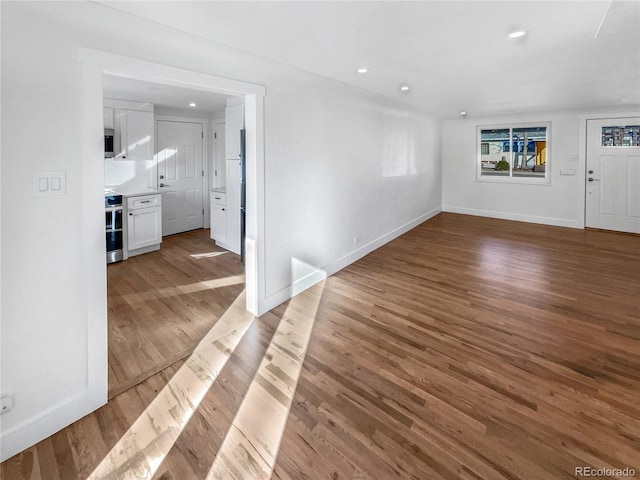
[140, 200, 151, 203]
[129, 213, 132, 216]
[215, 197, 221, 200]
[222, 208, 225, 211]
[123, 156, 126, 159]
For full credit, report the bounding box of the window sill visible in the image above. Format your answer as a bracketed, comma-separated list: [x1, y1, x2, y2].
[475, 176, 552, 186]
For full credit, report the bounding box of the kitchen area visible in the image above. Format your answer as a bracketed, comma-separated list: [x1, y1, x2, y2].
[103, 82, 245, 264]
[102, 75, 247, 397]
[104, 98, 163, 263]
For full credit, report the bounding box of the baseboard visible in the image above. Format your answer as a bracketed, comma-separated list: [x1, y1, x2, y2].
[442, 205, 581, 229]
[325, 206, 442, 276]
[127, 243, 160, 257]
[261, 207, 442, 313]
[0, 390, 105, 462]
[216, 241, 240, 255]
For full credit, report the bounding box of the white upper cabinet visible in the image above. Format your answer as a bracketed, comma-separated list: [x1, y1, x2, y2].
[225, 103, 244, 160]
[118, 109, 154, 161]
[103, 107, 114, 130]
[104, 99, 154, 161]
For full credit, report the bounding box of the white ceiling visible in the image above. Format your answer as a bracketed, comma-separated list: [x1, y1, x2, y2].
[103, 75, 232, 113]
[101, 1, 640, 117]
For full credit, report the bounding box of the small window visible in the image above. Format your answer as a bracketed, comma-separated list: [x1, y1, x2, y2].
[478, 123, 550, 182]
[601, 125, 640, 147]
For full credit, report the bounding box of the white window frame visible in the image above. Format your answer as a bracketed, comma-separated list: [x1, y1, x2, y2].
[476, 122, 551, 184]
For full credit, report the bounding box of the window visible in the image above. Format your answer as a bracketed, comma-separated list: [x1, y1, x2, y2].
[601, 125, 640, 147]
[478, 123, 550, 182]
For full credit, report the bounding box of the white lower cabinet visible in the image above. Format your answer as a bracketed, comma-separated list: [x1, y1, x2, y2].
[210, 203, 227, 243]
[209, 189, 239, 254]
[126, 194, 162, 256]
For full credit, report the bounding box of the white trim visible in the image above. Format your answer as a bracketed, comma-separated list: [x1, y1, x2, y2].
[0, 391, 90, 462]
[260, 207, 442, 313]
[104, 98, 153, 112]
[577, 111, 640, 229]
[443, 205, 581, 229]
[155, 114, 209, 124]
[78, 48, 265, 97]
[474, 177, 554, 186]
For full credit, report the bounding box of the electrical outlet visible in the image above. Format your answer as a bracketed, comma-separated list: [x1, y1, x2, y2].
[353, 235, 361, 244]
[1, 395, 13, 415]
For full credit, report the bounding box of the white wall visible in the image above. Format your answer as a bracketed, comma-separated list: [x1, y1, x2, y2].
[442, 108, 639, 228]
[0, 2, 441, 460]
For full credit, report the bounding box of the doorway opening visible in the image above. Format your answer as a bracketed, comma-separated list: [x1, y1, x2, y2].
[79, 48, 266, 405]
[102, 74, 253, 397]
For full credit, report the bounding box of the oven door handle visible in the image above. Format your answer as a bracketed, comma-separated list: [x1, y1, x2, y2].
[105, 206, 123, 213]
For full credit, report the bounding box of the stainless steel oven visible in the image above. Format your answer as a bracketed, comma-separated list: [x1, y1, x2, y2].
[105, 193, 123, 263]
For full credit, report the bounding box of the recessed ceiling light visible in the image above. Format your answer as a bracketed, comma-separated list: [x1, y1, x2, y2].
[400, 85, 410, 92]
[460, 111, 468, 117]
[357, 67, 368, 74]
[508, 30, 527, 39]
[189, 103, 197, 107]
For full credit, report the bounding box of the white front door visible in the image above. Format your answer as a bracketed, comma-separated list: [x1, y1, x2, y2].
[585, 118, 640, 233]
[157, 120, 204, 236]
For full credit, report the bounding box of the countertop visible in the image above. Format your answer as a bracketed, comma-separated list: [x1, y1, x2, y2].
[105, 187, 161, 197]
[211, 187, 226, 194]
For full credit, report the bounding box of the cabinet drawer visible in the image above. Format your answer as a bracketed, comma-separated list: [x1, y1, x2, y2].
[210, 192, 227, 205]
[127, 194, 161, 210]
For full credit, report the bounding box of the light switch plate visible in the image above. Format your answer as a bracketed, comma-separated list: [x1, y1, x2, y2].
[33, 172, 66, 197]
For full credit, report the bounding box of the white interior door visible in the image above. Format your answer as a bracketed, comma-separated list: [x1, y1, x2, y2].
[586, 118, 640, 233]
[157, 120, 204, 236]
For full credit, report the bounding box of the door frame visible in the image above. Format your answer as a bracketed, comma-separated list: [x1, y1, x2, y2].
[155, 115, 209, 229]
[78, 48, 266, 418]
[578, 111, 640, 229]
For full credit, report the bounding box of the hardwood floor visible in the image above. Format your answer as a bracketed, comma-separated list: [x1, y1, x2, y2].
[107, 228, 245, 397]
[2, 213, 639, 479]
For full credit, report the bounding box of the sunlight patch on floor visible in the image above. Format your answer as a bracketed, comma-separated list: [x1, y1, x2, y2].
[121, 274, 245, 304]
[190, 251, 229, 259]
[88, 291, 254, 480]
[205, 280, 326, 480]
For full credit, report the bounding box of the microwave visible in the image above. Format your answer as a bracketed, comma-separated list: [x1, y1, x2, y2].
[104, 128, 115, 158]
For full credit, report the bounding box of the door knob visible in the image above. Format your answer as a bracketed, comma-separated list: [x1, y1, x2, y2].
[588, 178, 599, 182]
[159, 183, 171, 187]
